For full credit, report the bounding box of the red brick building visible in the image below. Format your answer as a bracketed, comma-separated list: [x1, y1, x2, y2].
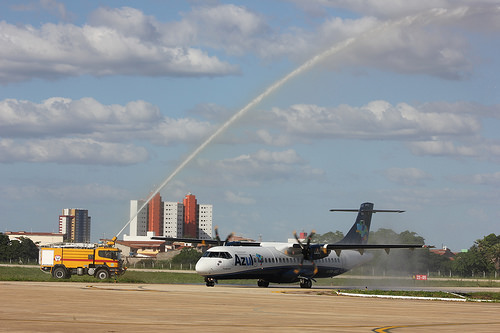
[148, 193, 163, 236]
[183, 193, 198, 238]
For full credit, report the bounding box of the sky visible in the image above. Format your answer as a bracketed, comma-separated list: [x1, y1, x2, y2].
[1, 0, 499, 251]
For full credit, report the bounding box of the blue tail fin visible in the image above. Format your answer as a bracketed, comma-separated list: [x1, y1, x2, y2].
[336, 202, 374, 245]
[331, 202, 404, 245]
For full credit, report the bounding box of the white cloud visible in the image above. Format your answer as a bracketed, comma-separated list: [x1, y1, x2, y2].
[0, 8, 238, 83]
[380, 186, 487, 208]
[2, 3, 496, 83]
[11, 0, 72, 21]
[195, 149, 325, 186]
[0, 97, 162, 138]
[408, 140, 500, 161]
[0, 138, 149, 165]
[2, 96, 495, 165]
[321, 10, 473, 80]
[409, 140, 478, 157]
[1, 182, 130, 202]
[180, 4, 270, 56]
[383, 167, 432, 186]
[287, 0, 496, 21]
[260, 100, 480, 142]
[244, 100, 500, 162]
[454, 172, 500, 186]
[252, 149, 304, 164]
[0, 97, 215, 164]
[224, 191, 256, 205]
[0, 97, 214, 140]
[284, 4, 499, 80]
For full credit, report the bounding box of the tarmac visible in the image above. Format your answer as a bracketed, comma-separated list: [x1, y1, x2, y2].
[1, 281, 499, 332]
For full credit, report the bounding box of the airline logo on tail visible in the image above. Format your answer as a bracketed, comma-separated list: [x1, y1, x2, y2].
[356, 221, 369, 242]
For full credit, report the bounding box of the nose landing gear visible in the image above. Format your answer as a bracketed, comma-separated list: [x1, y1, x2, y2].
[205, 277, 217, 287]
[299, 278, 312, 288]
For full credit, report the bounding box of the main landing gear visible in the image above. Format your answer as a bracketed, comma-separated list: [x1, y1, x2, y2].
[299, 278, 312, 288]
[257, 279, 269, 288]
[205, 277, 217, 287]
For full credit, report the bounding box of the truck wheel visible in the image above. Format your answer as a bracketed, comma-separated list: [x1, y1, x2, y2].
[95, 268, 110, 280]
[52, 266, 67, 279]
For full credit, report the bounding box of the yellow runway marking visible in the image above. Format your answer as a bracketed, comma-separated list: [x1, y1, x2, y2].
[84, 284, 170, 292]
[373, 322, 500, 332]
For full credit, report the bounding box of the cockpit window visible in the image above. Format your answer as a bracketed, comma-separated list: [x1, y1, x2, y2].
[202, 251, 232, 259]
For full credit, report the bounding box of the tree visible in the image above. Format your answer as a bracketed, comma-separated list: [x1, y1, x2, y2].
[398, 230, 425, 245]
[476, 233, 500, 272]
[452, 233, 500, 276]
[427, 251, 453, 273]
[171, 247, 202, 265]
[0, 233, 10, 261]
[0, 233, 39, 262]
[17, 237, 39, 261]
[311, 231, 344, 243]
[364, 229, 427, 275]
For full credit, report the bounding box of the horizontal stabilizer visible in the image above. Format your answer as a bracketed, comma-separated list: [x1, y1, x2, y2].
[329, 209, 405, 213]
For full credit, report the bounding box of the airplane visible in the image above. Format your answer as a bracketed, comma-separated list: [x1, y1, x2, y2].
[152, 202, 428, 288]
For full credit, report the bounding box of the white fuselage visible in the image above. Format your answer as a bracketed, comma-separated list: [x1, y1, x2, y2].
[195, 242, 373, 283]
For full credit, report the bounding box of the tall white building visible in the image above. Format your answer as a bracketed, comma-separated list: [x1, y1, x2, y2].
[127, 194, 213, 240]
[163, 202, 184, 238]
[198, 204, 213, 240]
[129, 200, 148, 237]
[59, 208, 91, 243]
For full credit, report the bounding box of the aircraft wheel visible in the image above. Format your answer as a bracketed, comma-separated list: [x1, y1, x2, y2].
[257, 279, 269, 288]
[300, 279, 312, 288]
[205, 277, 216, 287]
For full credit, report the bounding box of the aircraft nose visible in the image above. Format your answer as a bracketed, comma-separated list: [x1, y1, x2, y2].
[195, 259, 212, 275]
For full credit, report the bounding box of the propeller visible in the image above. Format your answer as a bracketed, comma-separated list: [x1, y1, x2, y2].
[292, 230, 319, 277]
[214, 226, 234, 246]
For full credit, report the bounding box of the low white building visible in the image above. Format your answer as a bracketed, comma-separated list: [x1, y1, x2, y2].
[5, 231, 64, 247]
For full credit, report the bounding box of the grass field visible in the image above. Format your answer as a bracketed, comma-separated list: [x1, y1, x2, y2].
[1, 265, 499, 301]
[1, 265, 499, 286]
[0, 266, 205, 284]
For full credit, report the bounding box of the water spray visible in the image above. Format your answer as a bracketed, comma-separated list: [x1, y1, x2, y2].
[115, 6, 470, 238]
[115, 38, 356, 238]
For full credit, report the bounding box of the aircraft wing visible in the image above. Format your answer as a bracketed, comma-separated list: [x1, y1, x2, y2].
[291, 243, 427, 249]
[325, 244, 427, 250]
[291, 242, 430, 255]
[328, 243, 430, 255]
[151, 236, 261, 247]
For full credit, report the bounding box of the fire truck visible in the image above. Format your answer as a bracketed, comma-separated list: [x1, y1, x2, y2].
[39, 237, 126, 280]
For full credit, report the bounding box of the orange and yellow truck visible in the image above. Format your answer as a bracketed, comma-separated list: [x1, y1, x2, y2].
[39, 238, 126, 279]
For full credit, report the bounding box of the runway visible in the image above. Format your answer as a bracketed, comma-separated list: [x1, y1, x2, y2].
[1, 282, 499, 332]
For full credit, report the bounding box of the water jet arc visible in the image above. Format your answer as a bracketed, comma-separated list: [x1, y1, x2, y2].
[115, 6, 462, 238]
